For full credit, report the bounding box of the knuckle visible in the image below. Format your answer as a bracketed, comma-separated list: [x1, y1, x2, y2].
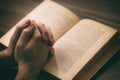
[47, 26, 51, 30]
[45, 30, 49, 36]
[38, 22, 45, 27]
[41, 23, 45, 27]
[23, 28, 31, 34]
[34, 33, 42, 40]
[52, 38, 55, 44]
[16, 25, 23, 31]
[16, 43, 23, 49]
[43, 26, 49, 35]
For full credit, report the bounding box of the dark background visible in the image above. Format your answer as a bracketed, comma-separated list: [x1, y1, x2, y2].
[0, 0, 120, 80]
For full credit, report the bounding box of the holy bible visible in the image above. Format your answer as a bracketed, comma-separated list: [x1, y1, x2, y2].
[0, 0, 120, 80]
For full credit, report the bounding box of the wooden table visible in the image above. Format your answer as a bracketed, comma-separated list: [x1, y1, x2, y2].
[0, 0, 120, 80]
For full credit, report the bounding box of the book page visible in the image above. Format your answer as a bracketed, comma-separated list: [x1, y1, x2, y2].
[0, 0, 79, 47]
[44, 19, 117, 79]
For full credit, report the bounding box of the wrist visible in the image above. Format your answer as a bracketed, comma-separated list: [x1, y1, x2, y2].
[0, 51, 16, 68]
[15, 63, 41, 80]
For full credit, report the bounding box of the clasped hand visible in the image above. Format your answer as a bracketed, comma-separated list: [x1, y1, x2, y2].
[0, 19, 55, 80]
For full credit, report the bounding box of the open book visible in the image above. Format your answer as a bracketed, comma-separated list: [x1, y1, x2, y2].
[0, 0, 120, 80]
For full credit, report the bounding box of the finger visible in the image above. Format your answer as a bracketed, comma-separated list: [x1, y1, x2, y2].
[47, 27, 55, 46]
[8, 19, 30, 53]
[48, 47, 54, 55]
[28, 22, 42, 46]
[47, 48, 55, 60]
[31, 21, 54, 46]
[16, 23, 35, 47]
[37, 22, 49, 42]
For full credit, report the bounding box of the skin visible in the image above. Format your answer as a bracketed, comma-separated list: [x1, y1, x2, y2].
[0, 20, 30, 69]
[0, 19, 55, 80]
